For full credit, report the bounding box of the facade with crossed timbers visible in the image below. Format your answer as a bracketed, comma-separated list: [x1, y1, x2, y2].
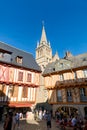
[0, 42, 41, 120]
[43, 51, 87, 118]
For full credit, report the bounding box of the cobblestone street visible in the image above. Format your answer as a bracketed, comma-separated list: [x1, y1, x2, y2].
[0, 118, 59, 130]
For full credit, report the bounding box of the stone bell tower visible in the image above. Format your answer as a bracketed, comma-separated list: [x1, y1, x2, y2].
[35, 24, 52, 107]
[36, 25, 52, 72]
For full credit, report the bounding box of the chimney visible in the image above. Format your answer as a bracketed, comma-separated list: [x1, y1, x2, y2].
[65, 51, 73, 58]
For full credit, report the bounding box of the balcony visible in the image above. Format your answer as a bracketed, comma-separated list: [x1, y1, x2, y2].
[55, 77, 87, 88]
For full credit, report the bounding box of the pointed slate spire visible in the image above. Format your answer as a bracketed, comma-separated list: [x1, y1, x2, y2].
[40, 22, 47, 44]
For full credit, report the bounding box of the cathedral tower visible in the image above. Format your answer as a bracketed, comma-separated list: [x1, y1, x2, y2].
[35, 24, 59, 109]
[36, 25, 52, 71]
[35, 25, 52, 106]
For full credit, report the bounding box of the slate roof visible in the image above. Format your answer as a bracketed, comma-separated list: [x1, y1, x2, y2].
[43, 52, 87, 75]
[0, 41, 41, 72]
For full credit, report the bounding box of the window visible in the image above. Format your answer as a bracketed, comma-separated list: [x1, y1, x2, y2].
[0, 49, 12, 60]
[18, 72, 23, 81]
[12, 86, 18, 97]
[8, 85, 14, 96]
[83, 70, 87, 78]
[16, 56, 23, 64]
[80, 88, 86, 96]
[67, 89, 72, 97]
[27, 73, 32, 82]
[74, 72, 77, 79]
[57, 90, 62, 101]
[67, 89, 72, 102]
[59, 74, 64, 81]
[0, 52, 4, 58]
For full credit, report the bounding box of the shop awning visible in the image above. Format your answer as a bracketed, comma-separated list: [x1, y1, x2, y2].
[8, 103, 32, 108]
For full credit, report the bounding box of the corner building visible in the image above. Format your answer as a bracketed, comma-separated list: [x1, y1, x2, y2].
[0, 42, 41, 120]
[43, 52, 87, 118]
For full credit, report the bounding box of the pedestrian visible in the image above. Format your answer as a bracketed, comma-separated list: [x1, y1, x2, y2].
[19, 112, 23, 119]
[46, 111, 51, 130]
[71, 116, 77, 130]
[83, 116, 87, 130]
[3, 112, 13, 130]
[83, 120, 87, 130]
[39, 110, 43, 120]
[12, 113, 17, 130]
[15, 113, 20, 127]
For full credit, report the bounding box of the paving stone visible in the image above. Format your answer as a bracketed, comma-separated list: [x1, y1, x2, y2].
[0, 118, 60, 130]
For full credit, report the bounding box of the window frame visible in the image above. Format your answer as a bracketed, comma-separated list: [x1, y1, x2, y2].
[18, 71, 23, 81]
[57, 90, 62, 102]
[27, 73, 32, 82]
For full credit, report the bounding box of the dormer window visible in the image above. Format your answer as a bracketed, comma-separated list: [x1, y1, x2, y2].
[83, 69, 87, 78]
[59, 74, 64, 81]
[74, 72, 77, 79]
[0, 49, 12, 56]
[16, 56, 23, 64]
[0, 52, 4, 58]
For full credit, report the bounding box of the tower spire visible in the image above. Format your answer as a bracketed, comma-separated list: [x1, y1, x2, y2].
[40, 22, 47, 44]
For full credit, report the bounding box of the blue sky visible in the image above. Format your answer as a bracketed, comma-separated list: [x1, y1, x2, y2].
[0, 0, 87, 58]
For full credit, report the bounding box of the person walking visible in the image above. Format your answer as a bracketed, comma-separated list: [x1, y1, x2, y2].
[12, 113, 17, 130]
[46, 111, 52, 130]
[71, 116, 77, 130]
[15, 113, 20, 127]
[3, 112, 13, 130]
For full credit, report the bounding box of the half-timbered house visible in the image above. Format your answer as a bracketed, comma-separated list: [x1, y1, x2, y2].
[0, 42, 41, 119]
[43, 51, 87, 118]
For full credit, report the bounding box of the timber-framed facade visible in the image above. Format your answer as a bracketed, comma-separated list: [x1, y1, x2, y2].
[43, 52, 87, 118]
[0, 42, 41, 120]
